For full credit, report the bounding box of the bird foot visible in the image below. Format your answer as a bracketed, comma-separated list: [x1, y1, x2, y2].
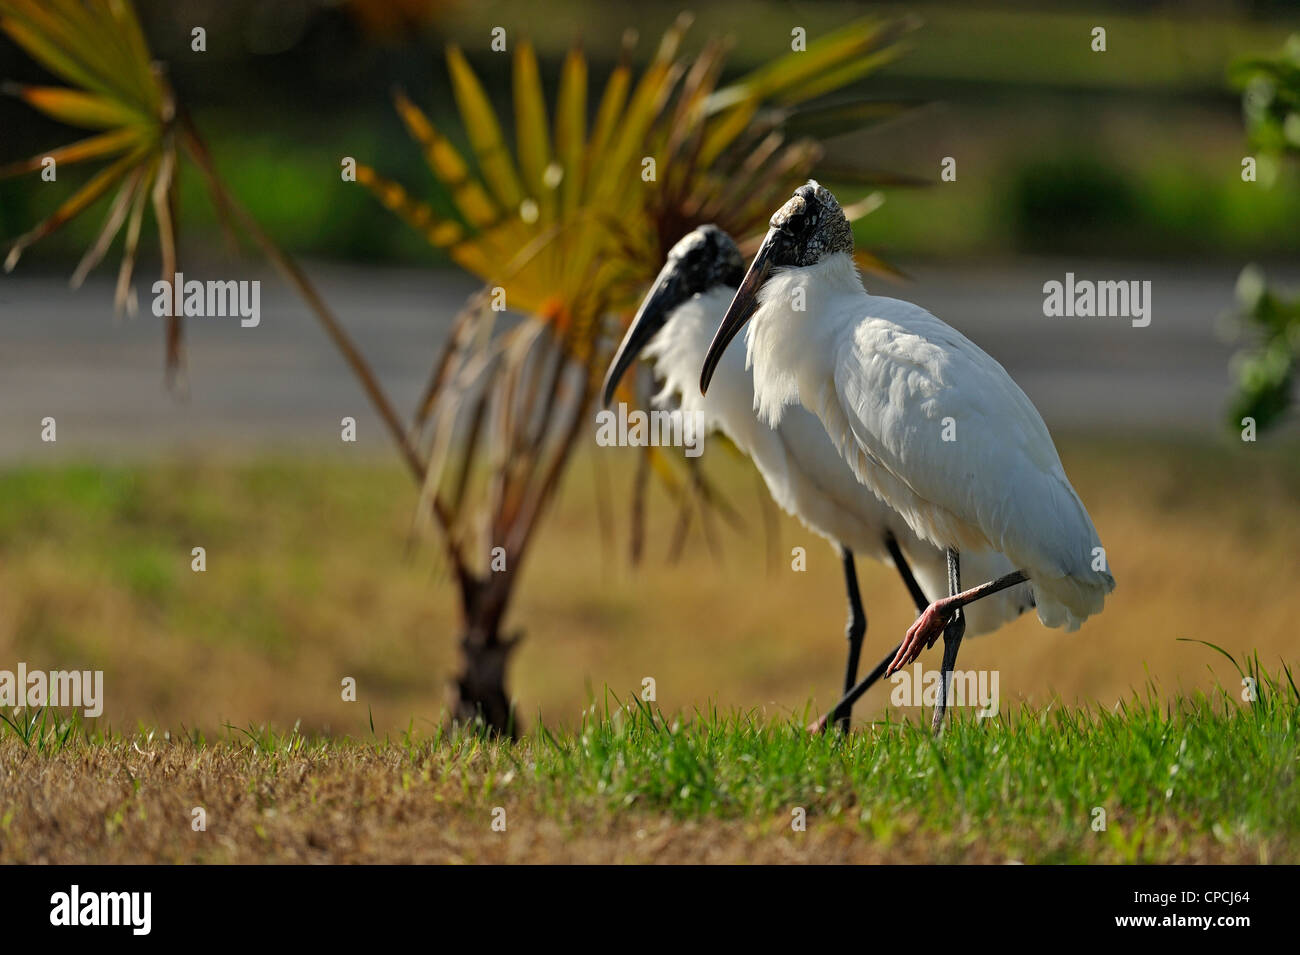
[807, 713, 831, 734]
[886, 599, 956, 675]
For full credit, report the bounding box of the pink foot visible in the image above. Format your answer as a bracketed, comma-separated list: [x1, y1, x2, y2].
[807, 714, 830, 734]
[886, 599, 956, 675]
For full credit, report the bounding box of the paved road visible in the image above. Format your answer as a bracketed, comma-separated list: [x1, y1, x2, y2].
[0, 257, 1285, 462]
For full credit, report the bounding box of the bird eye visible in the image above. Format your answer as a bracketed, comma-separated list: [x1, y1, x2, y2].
[789, 208, 819, 241]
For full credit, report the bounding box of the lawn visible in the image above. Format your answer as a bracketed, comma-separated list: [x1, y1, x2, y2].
[0, 437, 1296, 861]
[1, 668, 1295, 863]
[1, 437, 1296, 733]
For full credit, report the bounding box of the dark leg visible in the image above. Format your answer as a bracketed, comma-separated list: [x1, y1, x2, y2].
[832, 547, 867, 732]
[820, 566, 1029, 732]
[930, 549, 966, 734]
[886, 568, 1029, 677]
[811, 537, 929, 734]
[884, 533, 931, 614]
[810, 642, 897, 734]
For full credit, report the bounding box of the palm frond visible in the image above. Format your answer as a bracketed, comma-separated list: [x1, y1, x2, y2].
[357, 14, 919, 570]
[0, 0, 181, 368]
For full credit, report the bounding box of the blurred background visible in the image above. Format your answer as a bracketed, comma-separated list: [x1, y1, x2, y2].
[1, 0, 1297, 735]
[8, 1, 1300, 266]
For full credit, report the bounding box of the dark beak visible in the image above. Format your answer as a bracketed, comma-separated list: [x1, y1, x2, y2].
[699, 228, 787, 395]
[600, 261, 685, 408]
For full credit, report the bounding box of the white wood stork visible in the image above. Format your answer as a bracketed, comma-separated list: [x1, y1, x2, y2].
[699, 184, 1116, 730]
[603, 225, 1032, 730]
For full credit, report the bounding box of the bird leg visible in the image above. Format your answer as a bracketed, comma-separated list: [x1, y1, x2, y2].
[930, 549, 966, 734]
[809, 645, 896, 735]
[831, 547, 867, 733]
[810, 537, 929, 734]
[884, 533, 931, 615]
[886, 567, 1030, 677]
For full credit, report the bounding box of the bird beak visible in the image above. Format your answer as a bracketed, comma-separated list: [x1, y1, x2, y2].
[600, 259, 687, 408]
[699, 228, 786, 395]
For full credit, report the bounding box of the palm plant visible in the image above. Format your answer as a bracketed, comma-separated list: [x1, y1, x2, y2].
[2, 0, 918, 735]
[358, 15, 918, 732]
[0, 0, 427, 480]
[0, 0, 185, 370]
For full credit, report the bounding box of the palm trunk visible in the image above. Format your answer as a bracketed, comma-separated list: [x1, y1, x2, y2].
[185, 116, 590, 739]
[450, 571, 521, 736]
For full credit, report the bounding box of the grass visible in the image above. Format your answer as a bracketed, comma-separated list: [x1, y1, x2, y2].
[1, 652, 1294, 863]
[1, 438, 1297, 735]
[0, 437, 1297, 861]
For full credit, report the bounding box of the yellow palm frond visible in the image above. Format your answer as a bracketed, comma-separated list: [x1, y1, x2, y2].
[362, 14, 917, 352]
[0, 0, 179, 350]
[360, 15, 921, 569]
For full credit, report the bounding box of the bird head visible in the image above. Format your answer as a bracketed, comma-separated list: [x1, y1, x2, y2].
[699, 181, 852, 395]
[601, 224, 743, 407]
[768, 181, 855, 267]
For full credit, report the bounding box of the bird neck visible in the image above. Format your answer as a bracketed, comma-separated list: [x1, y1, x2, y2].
[744, 252, 863, 429]
[644, 286, 743, 418]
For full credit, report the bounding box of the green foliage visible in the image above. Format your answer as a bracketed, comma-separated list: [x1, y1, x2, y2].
[1226, 266, 1299, 432]
[358, 16, 916, 343]
[1232, 34, 1300, 182]
[355, 16, 918, 590]
[1227, 36, 1300, 436]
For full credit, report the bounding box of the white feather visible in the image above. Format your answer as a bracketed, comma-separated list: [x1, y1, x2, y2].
[643, 285, 1033, 637]
[742, 252, 1115, 630]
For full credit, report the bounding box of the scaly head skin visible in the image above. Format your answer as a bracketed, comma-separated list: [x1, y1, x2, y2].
[661, 224, 746, 298]
[767, 181, 854, 267]
[699, 181, 853, 394]
[602, 225, 742, 407]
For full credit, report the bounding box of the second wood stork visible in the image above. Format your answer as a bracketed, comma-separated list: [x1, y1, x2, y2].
[604, 225, 1032, 730]
[699, 183, 1116, 730]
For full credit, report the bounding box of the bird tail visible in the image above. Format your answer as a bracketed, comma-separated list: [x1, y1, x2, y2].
[1000, 469, 1116, 631]
[1030, 570, 1116, 631]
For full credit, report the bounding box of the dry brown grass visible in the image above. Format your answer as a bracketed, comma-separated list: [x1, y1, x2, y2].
[1, 434, 1295, 864]
[1, 736, 1283, 864]
[0, 435, 1295, 737]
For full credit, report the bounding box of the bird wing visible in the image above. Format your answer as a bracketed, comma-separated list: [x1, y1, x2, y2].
[776, 403, 1039, 632]
[828, 296, 1108, 592]
[771, 403, 917, 557]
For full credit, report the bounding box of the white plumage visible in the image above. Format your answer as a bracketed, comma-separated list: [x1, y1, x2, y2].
[721, 196, 1115, 632]
[645, 283, 1033, 636]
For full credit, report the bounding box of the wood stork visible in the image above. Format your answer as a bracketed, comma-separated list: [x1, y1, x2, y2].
[603, 225, 1032, 730]
[699, 183, 1116, 730]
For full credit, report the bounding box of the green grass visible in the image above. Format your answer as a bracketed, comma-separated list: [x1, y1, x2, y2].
[512, 659, 1298, 862]
[3, 652, 1295, 863]
[0, 447, 1296, 860]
